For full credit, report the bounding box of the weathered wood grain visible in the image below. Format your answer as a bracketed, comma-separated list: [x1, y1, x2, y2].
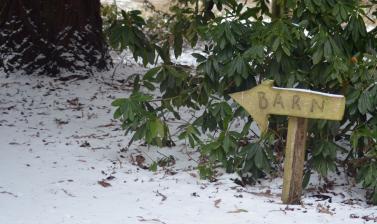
[281, 117, 308, 204]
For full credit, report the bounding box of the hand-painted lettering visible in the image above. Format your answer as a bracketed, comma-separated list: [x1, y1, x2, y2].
[311, 99, 324, 112]
[273, 93, 285, 109]
[258, 92, 268, 109]
[292, 95, 301, 110]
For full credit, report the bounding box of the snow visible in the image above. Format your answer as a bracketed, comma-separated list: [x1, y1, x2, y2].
[0, 57, 376, 223]
[101, 0, 144, 11]
[272, 87, 345, 98]
[101, 0, 172, 15]
[0, 1, 375, 222]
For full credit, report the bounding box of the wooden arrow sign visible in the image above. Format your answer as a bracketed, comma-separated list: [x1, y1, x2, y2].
[230, 80, 345, 134]
[230, 80, 346, 204]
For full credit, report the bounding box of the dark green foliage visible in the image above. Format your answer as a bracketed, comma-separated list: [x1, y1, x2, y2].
[106, 0, 377, 203]
[102, 5, 155, 65]
[112, 92, 170, 146]
[357, 162, 377, 204]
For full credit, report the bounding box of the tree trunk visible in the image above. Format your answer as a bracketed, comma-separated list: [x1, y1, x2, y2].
[271, 0, 284, 20]
[0, 0, 111, 76]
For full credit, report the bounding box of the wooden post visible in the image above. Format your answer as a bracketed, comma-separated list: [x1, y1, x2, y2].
[230, 80, 345, 204]
[282, 117, 308, 204]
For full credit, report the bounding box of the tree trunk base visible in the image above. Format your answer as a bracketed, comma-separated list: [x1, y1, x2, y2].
[0, 0, 111, 76]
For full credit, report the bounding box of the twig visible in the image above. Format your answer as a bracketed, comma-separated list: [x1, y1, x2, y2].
[0, 191, 18, 198]
[61, 189, 76, 197]
[183, 145, 199, 164]
[156, 150, 169, 158]
[155, 190, 167, 201]
[111, 53, 129, 83]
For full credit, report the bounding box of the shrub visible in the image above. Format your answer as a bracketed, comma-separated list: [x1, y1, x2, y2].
[106, 0, 377, 204]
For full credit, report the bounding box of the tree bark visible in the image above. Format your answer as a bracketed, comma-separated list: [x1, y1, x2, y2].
[271, 0, 283, 20]
[0, 0, 110, 76]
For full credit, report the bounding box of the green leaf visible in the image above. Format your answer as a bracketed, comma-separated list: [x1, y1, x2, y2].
[346, 90, 361, 105]
[111, 98, 127, 106]
[224, 23, 236, 45]
[272, 38, 280, 52]
[192, 53, 207, 62]
[144, 66, 161, 80]
[302, 170, 311, 189]
[149, 162, 158, 172]
[312, 48, 323, 64]
[143, 81, 156, 91]
[358, 92, 373, 114]
[254, 146, 265, 169]
[113, 108, 122, 119]
[240, 7, 258, 20]
[223, 135, 231, 153]
[323, 40, 332, 60]
[281, 45, 290, 56]
[174, 33, 183, 58]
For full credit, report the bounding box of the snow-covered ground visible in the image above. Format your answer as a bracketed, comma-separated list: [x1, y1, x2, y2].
[0, 54, 376, 223]
[0, 1, 375, 222]
[101, 0, 171, 15]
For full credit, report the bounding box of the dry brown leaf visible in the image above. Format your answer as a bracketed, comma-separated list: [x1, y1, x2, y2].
[316, 204, 333, 215]
[362, 215, 377, 222]
[189, 173, 197, 178]
[98, 180, 111, 188]
[214, 199, 221, 208]
[97, 123, 115, 128]
[227, 208, 248, 213]
[135, 154, 145, 166]
[138, 217, 167, 224]
[251, 189, 274, 198]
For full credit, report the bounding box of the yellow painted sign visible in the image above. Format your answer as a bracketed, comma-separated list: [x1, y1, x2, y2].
[230, 80, 346, 133]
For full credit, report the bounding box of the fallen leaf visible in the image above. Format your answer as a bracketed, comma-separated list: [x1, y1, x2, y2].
[57, 75, 89, 82]
[98, 180, 111, 188]
[311, 194, 332, 202]
[227, 208, 248, 213]
[137, 217, 167, 224]
[97, 123, 115, 128]
[214, 199, 221, 208]
[362, 215, 377, 222]
[283, 205, 295, 211]
[61, 189, 76, 197]
[191, 192, 199, 197]
[67, 97, 79, 106]
[55, 118, 69, 126]
[106, 175, 116, 180]
[135, 154, 145, 166]
[80, 141, 91, 147]
[251, 189, 274, 198]
[316, 204, 333, 215]
[189, 173, 197, 178]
